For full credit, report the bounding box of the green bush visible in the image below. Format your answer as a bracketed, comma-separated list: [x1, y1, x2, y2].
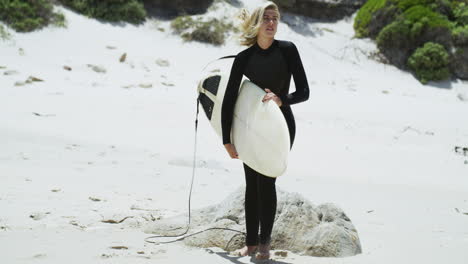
[393, 0, 430, 10]
[354, 0, 388, 37]
[171, 16, 233, 45]
[0, 0, 63, 32]
[407, 42, 451, 83]
[376, 5, 450, 48]
[403, 5, 451, 28]
[452, 25, 468, 45]
[377, 20, 412, 49]
[58, 0, 146, 24]
[453, 2, 468, 25]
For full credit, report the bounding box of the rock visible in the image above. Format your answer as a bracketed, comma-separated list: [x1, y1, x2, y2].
[144, 187, 362, 257]
[4, 70, 19, 76]
[63, 66, 72, 71]
[156, 59, 170, 67]
[14, 81, 26, 87]
[26, 76, 44, 83]
[458, 93, 468, 102]
[161, 82, 174, 87]
[119, 53, 127, 63]
[87, 64, 107, 74]
[89, 197, 102, 202]
[110, 246, 128, 250]
[144, 0, 213, 16]
[30, 212, 50, 221]
[277, 0, 366, 21]
[139, 83, 153, 89]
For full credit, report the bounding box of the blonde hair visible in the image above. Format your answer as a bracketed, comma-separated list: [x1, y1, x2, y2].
[238, 1, 281, 46]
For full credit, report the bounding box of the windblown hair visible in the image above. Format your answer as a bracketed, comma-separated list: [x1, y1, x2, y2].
[238, 1, 281, 46]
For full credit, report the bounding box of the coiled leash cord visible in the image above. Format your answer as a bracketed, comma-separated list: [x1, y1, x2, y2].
[144, 97, 245, 245]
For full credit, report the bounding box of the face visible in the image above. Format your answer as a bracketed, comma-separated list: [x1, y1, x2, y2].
[258, 9, 279, 40]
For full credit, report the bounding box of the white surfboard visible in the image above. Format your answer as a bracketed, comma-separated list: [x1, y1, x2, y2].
[197, 58, 290, 177]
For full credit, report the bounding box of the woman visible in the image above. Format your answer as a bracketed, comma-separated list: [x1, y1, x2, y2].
[221, 1, 309, 260]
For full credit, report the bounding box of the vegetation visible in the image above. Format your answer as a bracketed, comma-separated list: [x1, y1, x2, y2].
[452, 25, 468, 45]
[354, 0, 388, 37]
[355, 0, 468, 83]
[171, 16, 234, 45]
[407, 42, 451, 84]
[0, 0, 65, 32]
[58, 0, 146, 24]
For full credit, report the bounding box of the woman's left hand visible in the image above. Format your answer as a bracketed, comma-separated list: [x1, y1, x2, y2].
[262, 89, 282, 107]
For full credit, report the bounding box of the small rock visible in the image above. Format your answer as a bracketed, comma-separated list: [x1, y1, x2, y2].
[101, 216, 133, 224]
[110, 246, 128, 250]
[161, 82, 174, 87]
[26, 76, 44, 83]
[32, 254, 46, 259]
[122, 85, 135, 89]
[458, 93, 468, 102]
[19, 48, 25, 56]
[137, 251, 145, 254]
[119, 53, 127, 63]
[14, 81, 26, 86]
[51, 189, 61, 192]
[382, 90, 389, 94]
[30, 212, 50, 221]
[87, 64, 107, 74]
[139, 83, 153, 89]
[89, 197, 101, 202]
[274, 251, 288, 257]
[157, 27, 165, 32]
[4, 70, 19, 76]
[156, 59, 170, 67]
[63, 66, 72, 71]
[101, 253, 114, 258]
[106, 46, 117, 50]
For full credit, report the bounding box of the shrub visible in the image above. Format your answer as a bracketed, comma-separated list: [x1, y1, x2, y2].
[58, 0, 146, 24]
[376, 5, 452, 65]
[403, 5, 451, 29]
[0, 0, 64, 32]
[452, 25, 468, 45]
[354, 0, 388, 37]
[170, 16, 233, 45]
[453, 2, 468, 25]
[407, 42, 451, 83]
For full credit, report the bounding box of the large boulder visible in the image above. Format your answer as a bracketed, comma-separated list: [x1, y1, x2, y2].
[276, 0, 366, 21]
[144, 187, 362, 257]
[143, 0, 214, 17]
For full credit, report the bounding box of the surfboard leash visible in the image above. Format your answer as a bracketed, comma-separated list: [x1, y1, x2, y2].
[144, 97, 246, 246]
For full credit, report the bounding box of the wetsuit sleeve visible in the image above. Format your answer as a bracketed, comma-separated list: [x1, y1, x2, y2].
[279, 42, 309, 106]
[221, 54, 245, 145]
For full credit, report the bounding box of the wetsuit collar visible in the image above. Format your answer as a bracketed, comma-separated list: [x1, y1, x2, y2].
[254, 39, 278, 55]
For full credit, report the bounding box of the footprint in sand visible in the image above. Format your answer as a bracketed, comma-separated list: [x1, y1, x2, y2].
[168, 158, 224, 170]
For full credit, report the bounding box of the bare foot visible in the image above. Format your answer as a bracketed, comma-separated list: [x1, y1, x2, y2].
[230, 245, 257, 257]
[256, 243, 270, 260]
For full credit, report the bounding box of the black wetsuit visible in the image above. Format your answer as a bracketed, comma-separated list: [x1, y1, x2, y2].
[221, 39, 309, 246]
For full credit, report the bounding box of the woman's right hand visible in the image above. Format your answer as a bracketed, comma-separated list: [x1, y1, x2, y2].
[224, 143, 239, 159]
